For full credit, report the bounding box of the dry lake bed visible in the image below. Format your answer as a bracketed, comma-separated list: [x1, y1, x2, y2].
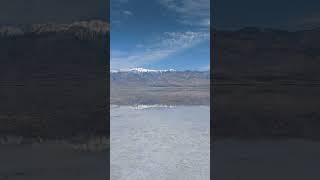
[111, 105, 210, 180]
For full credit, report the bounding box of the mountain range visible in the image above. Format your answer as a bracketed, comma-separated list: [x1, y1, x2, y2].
[110, 68, 210, 105]
[0, 20, 108, 39]
[212, 27, 320, 139]
[212, 27, 320, 84]
[111, 68, 209, 87]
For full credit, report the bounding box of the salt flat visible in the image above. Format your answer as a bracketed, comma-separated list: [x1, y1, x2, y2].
[111, 105, 210, 180]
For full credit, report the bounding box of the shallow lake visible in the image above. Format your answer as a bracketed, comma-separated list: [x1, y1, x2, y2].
[110, 105, 210, 180]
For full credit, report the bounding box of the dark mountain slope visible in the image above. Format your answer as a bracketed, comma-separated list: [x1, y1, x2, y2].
[212, 27, 320, 139]
[0, 20, 109, 139]
[213, 27, 320, 83]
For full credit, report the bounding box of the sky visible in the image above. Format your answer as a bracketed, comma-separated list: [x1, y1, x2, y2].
[213, 0, 320, 30]
[110, 0, 210, 71]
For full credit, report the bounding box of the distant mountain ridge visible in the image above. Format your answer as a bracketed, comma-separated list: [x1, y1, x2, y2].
[111, 68, 209, 87]
[111, 68, 176, 73]
[110, 69, 210, 105]
[212, 27, 320, 83]
[0, 20, 108, 40]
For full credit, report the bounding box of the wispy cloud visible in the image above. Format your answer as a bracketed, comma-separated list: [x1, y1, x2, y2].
[111, 31, 209, 69]
[111, 0, 132, 25]
[158, 0, 210, 27]
[122, 10, 133, 16]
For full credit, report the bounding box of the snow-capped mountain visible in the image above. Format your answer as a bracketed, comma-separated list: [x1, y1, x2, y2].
[127, 68, 176, 73]
[130, 104, 177, 110]
[110, 68, 176, 73]
[110, 69, 210, 105]
[111, 68, 209, 87]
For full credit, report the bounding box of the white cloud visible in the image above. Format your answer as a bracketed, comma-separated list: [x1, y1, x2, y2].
[122, 10, 133, 16]
[158, 0, 210, 27]
[111, 31, 209, 69]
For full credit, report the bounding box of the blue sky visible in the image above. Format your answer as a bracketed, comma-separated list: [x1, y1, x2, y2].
[111, 0, 210, 71]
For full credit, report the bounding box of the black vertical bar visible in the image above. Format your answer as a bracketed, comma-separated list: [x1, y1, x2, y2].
[210, 1, 216, 179]
[106, 0, 110, 179]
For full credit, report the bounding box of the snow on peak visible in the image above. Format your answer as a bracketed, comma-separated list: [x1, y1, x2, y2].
[111, 68, 176, 73]
[130, 104, 176, 110]
[128, 68, 176, 73]
[110, 69, 120, 73]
